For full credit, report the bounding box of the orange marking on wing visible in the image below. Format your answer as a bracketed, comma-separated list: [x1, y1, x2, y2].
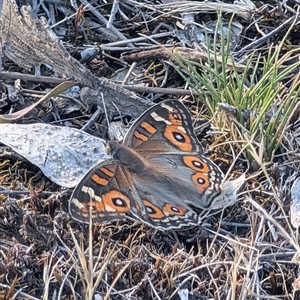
[134, 131, 148, 142]
[163, 204, 187, 216]
[100, 167, 114, 178]
[91, 174, 109, 186]
[140, 121, 157, 134]
[143, 200, 164, 219]
[103, 190, 130, 213]
[168, 109, 183, 126]
[164, 125, 192, 151]
[192, 173, 210, 193]
[183, 156, 210, 173]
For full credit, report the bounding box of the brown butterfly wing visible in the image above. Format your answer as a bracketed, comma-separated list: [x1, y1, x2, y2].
[69, 157, 198, 229]
[124, 100, 203, 154]
[123, 99, 225, 210]
[69, 159, 134, 223]
[136, 153, 224, 210]
[131, 181, 198, 229]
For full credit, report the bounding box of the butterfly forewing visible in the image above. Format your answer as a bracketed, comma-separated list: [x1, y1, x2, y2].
[122, 99, 225, 210]
[124, 100, 204, 154]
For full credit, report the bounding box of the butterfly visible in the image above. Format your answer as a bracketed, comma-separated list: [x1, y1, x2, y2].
[69, 100, 226, 230]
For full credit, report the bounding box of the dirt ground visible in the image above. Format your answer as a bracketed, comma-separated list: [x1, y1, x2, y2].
[0, 0, 300, 299]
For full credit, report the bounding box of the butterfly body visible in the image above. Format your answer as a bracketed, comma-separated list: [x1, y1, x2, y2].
[69, 100, 225, 230]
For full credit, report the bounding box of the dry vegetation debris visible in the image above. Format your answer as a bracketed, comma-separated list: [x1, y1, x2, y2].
[0, 0, 300, 299]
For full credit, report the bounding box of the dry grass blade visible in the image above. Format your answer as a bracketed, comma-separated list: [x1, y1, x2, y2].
[0, 81, 77, 122]
[70, 229, 117, 298]
[246, 197, 299, 253]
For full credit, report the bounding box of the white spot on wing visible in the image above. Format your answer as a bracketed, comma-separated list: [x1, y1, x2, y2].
[178, 125, 187, 133]
[105, 205, 117, 212]
[161, 103, 174, 111]
[150, 112, 171, 125]
[82, 186, 94, 197]
[82, 186, 103, 202]
[72, 198, 85, 209]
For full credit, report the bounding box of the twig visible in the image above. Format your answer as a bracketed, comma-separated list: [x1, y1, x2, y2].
[234, 15, 299, 58]
[0, 284, 41, 300]
[103, 32, 173, 48]
[146, 275, 162, 300]
[0, 187, 66, 196]
[80, 105, 103, 132]
[0, 71, 69, 85]
[122, 62, 137, 85]
[122, 85, 197, 96]
[79, 0, 134, 46]
[107, 0, 119, 29]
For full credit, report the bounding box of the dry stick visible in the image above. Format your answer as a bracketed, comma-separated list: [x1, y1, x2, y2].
[20, 87, 88, 110]
[126, 0, 253, 20]
[146, 275, 162, 300]
[103, 261, 132, 300]
[0, 188, 55, 195]
[0, 71, 196, 96]
[80, 105, 103, 132]
[107, 0, 119, 29]
[122, 62, 137, 85]
[79, 0, 134, 47]
[122, 45, 246, 72]
[122, 85, 197, 96]
[234, 15, 299, 57]
[102, 32, 173, 48]
[0, 71, 68, 85]
[247, 197, 300, 253]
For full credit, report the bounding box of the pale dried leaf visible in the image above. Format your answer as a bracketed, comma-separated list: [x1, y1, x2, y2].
[178, 289, 189, 300]
[0, 123, 109, 187]
[291, 177, 300, 229]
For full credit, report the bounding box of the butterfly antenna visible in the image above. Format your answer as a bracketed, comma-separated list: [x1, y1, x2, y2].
[110, 99, 124, 123]
[100, 92, 110, 129]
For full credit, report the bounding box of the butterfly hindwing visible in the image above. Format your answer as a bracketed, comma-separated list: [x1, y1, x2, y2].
[69, 159, 133, 223]
[138, 153, 224, 209]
